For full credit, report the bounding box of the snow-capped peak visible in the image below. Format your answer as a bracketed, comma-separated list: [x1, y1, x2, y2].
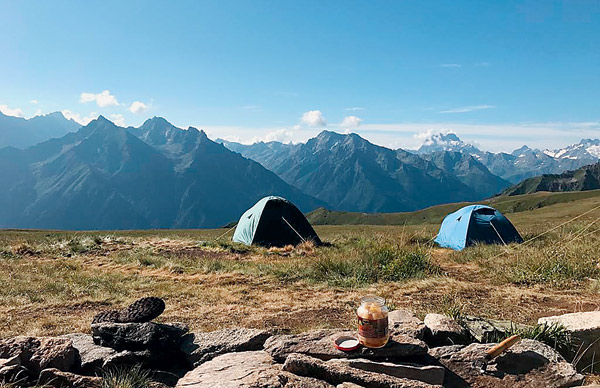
[543, 138, 600, 162]
[415, 131, 481, 155]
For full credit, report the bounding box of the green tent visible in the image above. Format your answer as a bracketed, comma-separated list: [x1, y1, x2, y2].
[232, 196, 321, 247]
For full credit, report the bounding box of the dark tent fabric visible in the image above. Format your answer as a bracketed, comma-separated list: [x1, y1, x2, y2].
[434, 205, 523, 251]
[232, 196, 321, 247]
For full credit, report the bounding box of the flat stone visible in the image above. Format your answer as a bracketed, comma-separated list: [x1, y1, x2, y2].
[176, 350, 333, 388]
[539, 311, 600, 371]
[180, 328, 271, 367]
[336, 384, 364, 388]
[92, 322, 187, 353]
[388, 310, 426, 340]
[337, 358, 444, 386]
[283, 353, 440, 387]
[0, 336, 77, 374]
[39, 368, 102, 388]
[264, 329, 428, 363]
[61, 333, 116, 373]
[436, 339, 584, 388]
[423, 314, 471, 347]
[460, 316, 524, 343]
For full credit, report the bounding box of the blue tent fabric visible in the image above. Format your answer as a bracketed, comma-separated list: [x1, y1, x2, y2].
[233, 196, 321, 247]
[434, 205, 523, 251]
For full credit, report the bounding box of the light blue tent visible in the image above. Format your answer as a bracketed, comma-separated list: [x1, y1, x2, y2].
[434, 205, 523, 251]
[232, 196, 321, 247]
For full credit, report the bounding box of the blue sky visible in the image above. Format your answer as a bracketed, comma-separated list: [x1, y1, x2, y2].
[1, 0, 599, 151]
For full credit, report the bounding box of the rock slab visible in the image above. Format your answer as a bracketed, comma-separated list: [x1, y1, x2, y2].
[92, 322, 187, 353]
[0, 336, 77, 374]
[339, 358, 444, 386]
[388, 310, 426, 340]
[180, 328, 271, 367]
[39, 367, 102, 388]
[539, 311, 600, 371]
[283, 353, 439, 388]
[176, 350, 333, 388]
[423, 314, 471, 347]
[432, 339, 584, 388]
[264, 329, 428, 362]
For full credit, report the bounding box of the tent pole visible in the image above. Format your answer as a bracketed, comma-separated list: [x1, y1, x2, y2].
[282, 216, 306, 244]
[490, 221, 507, 246]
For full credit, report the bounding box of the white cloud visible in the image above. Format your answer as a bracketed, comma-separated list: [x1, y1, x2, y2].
[34, 109, 43, 116]
[440, 105, 495, 113]
[241, 105, 261, 112]
[345, 107, 364, 111]
[61, 110, 98, 125]
[475, 62, 490, 67]
[110, 114, 126, 127]
[30, 99, 38, 104]
[251, 128, 295, 143]
[80, 90, 119, 107]
[301, 110, 327, 127]
[0, 104, 25, 117]
[340, 115, 362, 129]
[440, 63, 462, 68]
[128, 101, 148, 114]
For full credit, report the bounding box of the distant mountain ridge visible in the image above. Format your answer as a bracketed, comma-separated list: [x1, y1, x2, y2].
[502, 162, 600, 196]
[415, 132, 600, 183]
[0, 111, 81, 149]
[0, 116, 322, 229]
[220, 130, 507, 213]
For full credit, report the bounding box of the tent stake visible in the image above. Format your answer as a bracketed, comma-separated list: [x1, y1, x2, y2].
[282, 216, 306, 243]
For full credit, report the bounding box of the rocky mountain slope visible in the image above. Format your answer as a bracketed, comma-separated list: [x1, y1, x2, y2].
[223, 131, 483, 213]
[0, 116, 322, 229]
[502, 162, 600, 196]
[220, 131, 509, 213]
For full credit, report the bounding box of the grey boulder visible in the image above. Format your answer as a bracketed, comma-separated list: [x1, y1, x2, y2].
[176, 350, 333, 388]
[423, 314, 471, 347]
[180, 328, 271, 368]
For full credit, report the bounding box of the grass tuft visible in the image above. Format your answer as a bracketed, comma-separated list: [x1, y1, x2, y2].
[102, 365, 152, 388]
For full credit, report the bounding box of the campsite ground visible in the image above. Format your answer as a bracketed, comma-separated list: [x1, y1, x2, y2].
[0, 191, 600, 339]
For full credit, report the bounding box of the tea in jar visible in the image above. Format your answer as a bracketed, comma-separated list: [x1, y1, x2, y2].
[357, 295, 389, 348]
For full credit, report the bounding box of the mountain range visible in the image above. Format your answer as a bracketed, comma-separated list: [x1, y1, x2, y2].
[0, 116, 321, 229]
[219, 131, 509, 213]
[415, 132, 600, 183]
[1, 112, 599, 229]
[0, 111, 81, 149]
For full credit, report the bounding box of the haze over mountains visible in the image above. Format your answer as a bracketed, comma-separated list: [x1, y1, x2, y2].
[0, 111, 81, 149]
[1, 112, 600, 229]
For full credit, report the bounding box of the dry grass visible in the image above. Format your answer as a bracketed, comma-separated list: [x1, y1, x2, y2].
[0, 200, 600, 340]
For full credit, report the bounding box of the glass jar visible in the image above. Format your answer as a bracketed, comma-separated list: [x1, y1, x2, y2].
[357, 295, 389, 348]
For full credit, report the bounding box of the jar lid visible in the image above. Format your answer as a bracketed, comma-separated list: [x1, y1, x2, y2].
[334, 335, 361, 351]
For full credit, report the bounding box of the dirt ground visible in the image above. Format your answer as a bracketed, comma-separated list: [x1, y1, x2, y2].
[1, 231, 598, 338]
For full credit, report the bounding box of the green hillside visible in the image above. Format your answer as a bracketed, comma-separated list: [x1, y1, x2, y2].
[306, 189, 600, 225]
[502, 162, 600, 196]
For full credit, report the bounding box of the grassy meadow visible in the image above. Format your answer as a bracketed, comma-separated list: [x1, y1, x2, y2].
[1, 190, 600, 339]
